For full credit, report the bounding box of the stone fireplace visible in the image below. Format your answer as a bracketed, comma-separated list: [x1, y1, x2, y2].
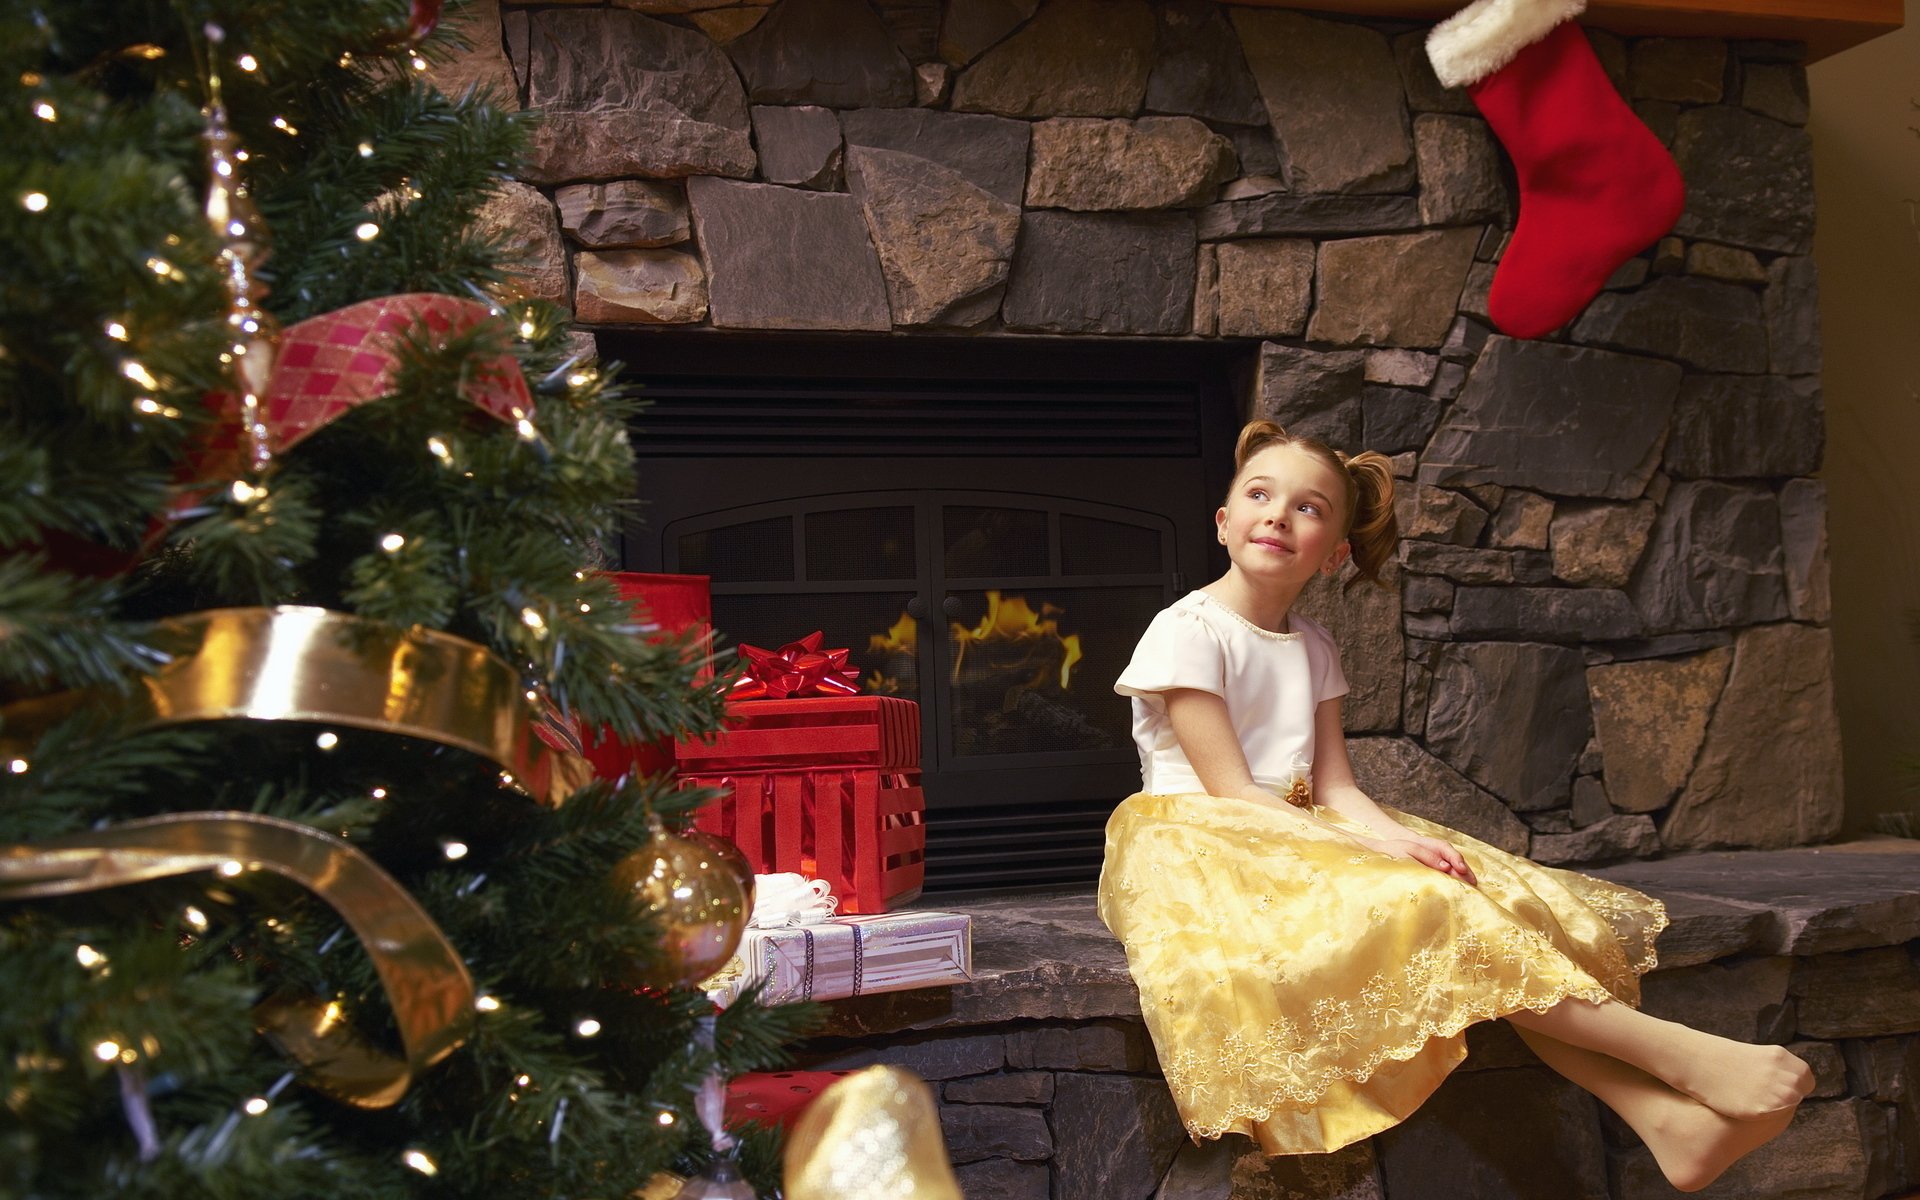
[448, 0, 1840, 877]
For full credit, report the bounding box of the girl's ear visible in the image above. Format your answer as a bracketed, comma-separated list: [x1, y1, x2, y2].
[1215, 506, 1228, 544]
[1322, 539, 1352, 576]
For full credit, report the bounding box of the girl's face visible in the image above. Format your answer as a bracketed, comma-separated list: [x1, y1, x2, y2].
[1215, 443, 1352, 588]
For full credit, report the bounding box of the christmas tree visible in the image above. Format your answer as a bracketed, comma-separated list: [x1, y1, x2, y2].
[0, 1, 812, 1194]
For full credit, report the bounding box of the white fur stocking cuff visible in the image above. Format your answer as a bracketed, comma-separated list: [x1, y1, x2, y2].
[1426, 0, 1588, 89]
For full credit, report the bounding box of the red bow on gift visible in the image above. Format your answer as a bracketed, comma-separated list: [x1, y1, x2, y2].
[731, 632, 861, 700]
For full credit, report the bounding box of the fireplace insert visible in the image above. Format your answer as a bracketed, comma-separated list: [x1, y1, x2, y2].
[602, 334, 1241, 892]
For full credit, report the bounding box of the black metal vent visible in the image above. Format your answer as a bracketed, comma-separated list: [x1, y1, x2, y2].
[924, 797, 1114, 891]
[631, 376, 1204, 458]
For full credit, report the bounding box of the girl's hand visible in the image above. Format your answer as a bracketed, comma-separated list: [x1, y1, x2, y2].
[1359, 834, 1478, 885]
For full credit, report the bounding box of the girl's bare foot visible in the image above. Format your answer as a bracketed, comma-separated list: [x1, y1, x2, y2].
[1636, 1086, 1802, 1193]
[1664, 1036, 1815, 1120]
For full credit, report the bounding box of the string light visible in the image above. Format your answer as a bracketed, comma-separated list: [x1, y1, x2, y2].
[314, 731, 339, 750]
[183, 906, 209, 931]
[577, 602, 592, 613]
[515, 418, 538, 440]
[379, 532, 406, 553]
[520, 608, 546, 633]
[566, 371, 593, 388]
[338, 52, 354, 67]
[497, 771, 515, 788]
[357, 141, 374, 158]
[474, 995, 500, 1013]
[93, 1040, 122, 1062]
[21, 192, 47, 212]
[105, 321, 129, 340]
[370, 787, 388, 800]
[236, 54, 258, 72]
[409, 52, 428, 72]
[32, 101, 54, 121]
[574, 1018, 601, 1038]
[75, 945, 106, 968]
[133, 398, 183, 419]
[218, 861, 244, 877]
[271, 116, 298, 136]
[354, 222, 380, 241]
[515, 1074, 532, 1088]
[229, 480, 264, 504]
[121, 361, 160, 389]
[426, 436, 452, 462]
[6, 758, 27, 774]
[657, 1111, 675, 1126]
[402, 1150, 438, 1177]
[441, 841, 469, 861]
[242, 1097, 270, 1116]
[517, 319, 537, 339]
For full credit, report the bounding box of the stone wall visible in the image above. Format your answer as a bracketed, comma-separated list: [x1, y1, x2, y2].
[441, 0, 1838, 862]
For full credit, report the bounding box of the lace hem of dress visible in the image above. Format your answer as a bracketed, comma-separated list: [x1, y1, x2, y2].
[1164, 898, 1673, 1143]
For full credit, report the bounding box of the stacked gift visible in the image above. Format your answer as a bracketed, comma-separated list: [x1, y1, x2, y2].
[674, 634, 927, 913]
[705, 909, 973, 1008]
[581, 571, 712, 781]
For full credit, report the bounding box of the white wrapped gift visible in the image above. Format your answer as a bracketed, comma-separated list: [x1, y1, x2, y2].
[706, 911, 972, 1007]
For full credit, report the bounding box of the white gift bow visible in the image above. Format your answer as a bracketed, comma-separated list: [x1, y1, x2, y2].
[749, 872, 837, 928]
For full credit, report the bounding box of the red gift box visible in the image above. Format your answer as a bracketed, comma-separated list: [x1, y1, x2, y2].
[674, 696, 926, 913]
[725, 1070, 855, 1131]
[582, 572, 711, 782]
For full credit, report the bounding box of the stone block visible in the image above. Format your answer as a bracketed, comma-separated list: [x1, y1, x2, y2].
[1448, 588, 1643, 643]
[1394, 29, 1476, 115]
[1627, 37, 1727, 102]
[1346, 738, 1529, 853]
[1362, 386, 1441, 455]
[1052, 1073, 1188, 1200]
[1003, 211, 1195, 334]
[1790, 1040, 1850, 1098]
[1570, 275, 1768, 373]
[749, 104, 842, 189]
[813, 1030, 1007, 1079]
[1631, 891, 1772, 969]
[1428, 360, 1468, 401]
[1665, 374, 1823, 479]
[1231, 10, 1413, 194]
[1145, 1, 1269, 127]
[914, 61, 951, 105]
[1743, 62, 1810, 125]
[1414, 113, 1509, 226]
[1569, 775, 1610, 826]
[687, 8, 771, 44]
[1396, 484, 1488, 546]
[1779, 478, 1831, 623]
[1642, 956, 1794, 1042]
[555, 180, 689, 248]
[1586, 647, 1730, 814]
[1427, 641, 1592, 812]
[725, 0, 913, 107]
[954, 1157, 1049, 1200]
[1420, 337, 1681, 500]
[1027, 117, 1237, 211]
[1843, 1037, 1919, 1103]
[846, 145, 1021, 328]
[1005, 1021, 1157, 1072]
[840, 107, 1031, 205]
[1294, 562, 1404, 734]
[1402, 575, 1453, 615]
[1609, 1100, 1866, 1200]
[1632, 99, 1679, 148]
[937, 0, 1038, 66]
[1377, 1068, 1608, 1200]
[1192, 243, 1218, 337]
[1663, 624, 1842, 851]
[939, 1102, 1053, 1163]
[1794, 949, 1920, 1039]
[1628, 481, 1787, 633]
[522, 10, 754, 183]
[1364, 349, 1440, 388]
[1404, 659, 1433, 737]
[1672, 104, 1815, 254]
[1550, 501, 1657, 589]
[1490, 491, 1554, 550]
[1248, 344, 1366, 450]
[688, 178, 890, 330]
[474, 181, 568, 307]
[870, 0, 939, 61]
[1401, 544, 1548, 586]
[1214, 239, 1314, 338]
[1685, 242, 1766, 283]
[1309, 229, 1481, 348]
[1197, 194, 1424, 240]
[1530, 814, 1660, 866]
[950, 0, 1155, 118]
[426, 0, 521, 107]
[945, 1071, 1056, 1105]
[573, 248, 707, 324]
[1231, 1139, 1383, 1200]
[1765, 254, 1822, 377]
[1227, 126, 1283, 179]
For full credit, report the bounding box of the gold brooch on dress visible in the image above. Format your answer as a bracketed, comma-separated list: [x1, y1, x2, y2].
[1281, 777, 1313, 808]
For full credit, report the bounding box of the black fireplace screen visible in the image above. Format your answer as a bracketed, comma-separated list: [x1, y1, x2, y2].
[611, 340, 1235, 891]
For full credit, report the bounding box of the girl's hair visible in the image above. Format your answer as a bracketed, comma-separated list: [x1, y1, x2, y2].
[1231, 419, 1398, 593]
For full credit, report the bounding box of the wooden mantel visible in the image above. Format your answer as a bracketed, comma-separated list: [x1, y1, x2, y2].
[1241, 0, 1903, 60]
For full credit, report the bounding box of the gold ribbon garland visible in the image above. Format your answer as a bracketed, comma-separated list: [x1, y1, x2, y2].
[0, 605, 592, 805]
[0, 812, 473, 1108]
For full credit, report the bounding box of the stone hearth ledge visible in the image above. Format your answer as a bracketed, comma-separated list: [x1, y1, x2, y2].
[816, 840, 1920, 1039]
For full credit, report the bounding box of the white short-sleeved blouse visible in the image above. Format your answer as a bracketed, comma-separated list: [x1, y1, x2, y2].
[1113, 590, 1348, 797]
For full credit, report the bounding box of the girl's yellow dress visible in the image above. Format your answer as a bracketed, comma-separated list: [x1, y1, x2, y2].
[1099, 593, 1668, 1155]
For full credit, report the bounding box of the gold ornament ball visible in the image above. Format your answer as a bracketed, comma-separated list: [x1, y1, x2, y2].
[681, 829, 755, 915]
[612, 826, 750, 989]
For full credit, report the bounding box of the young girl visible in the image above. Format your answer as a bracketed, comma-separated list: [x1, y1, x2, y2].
[1097, 420, 1814, 1192]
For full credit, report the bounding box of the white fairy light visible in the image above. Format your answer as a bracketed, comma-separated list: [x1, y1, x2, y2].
[183, 906, 209, 931]
[314, 731, 339, 750]
[243, 1096, 270, 1115]
[379, 532, 406, 553]
[6, 758, 27, 774]
[657, 1111, 675, 1125]
[441, 841, 469, 861]
[32, 101, 54, 121]
[22, 192, 47, 212]
[236, 54, 258, 72]
[474, 995, 501, 1013]
[354, 221, 380, 241]
[515, 418, 538, 440]
[517, 319, 536, 339]
[520, 608, 545, 632]
[371, 787, 388, 800]
[105, 321, 128, 340]
[218, 860, 245, 877]
[75, 945, 106, 968]
[229, 480, 264, 504]
[121, 361, 160, 389]
[402, 1150, 438, 1176]
[93, 1040, 122, 1062]
[574, 1018, 601, 1038]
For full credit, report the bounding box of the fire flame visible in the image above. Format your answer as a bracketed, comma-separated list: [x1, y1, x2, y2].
[864, 612, 918, 693]
[950, 591, 1083, 690]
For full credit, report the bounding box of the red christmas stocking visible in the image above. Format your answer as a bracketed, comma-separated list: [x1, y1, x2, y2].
[1429, 6, 1684, 339]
